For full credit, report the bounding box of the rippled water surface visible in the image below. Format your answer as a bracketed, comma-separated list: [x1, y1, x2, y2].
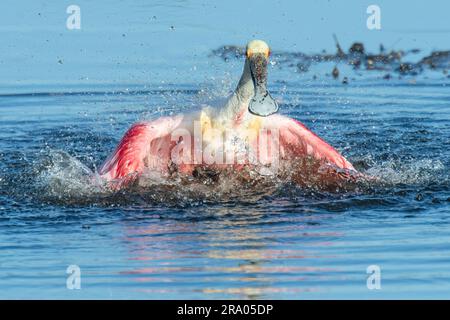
[1, 0, 450, 299]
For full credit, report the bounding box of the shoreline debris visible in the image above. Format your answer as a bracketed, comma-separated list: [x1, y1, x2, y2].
[211, 37, 449, 79]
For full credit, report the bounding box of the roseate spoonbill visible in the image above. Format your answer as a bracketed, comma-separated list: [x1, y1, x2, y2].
[99, 40, 358, 189]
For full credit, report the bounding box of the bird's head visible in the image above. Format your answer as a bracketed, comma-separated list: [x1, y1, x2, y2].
[246, 40, 271, 60]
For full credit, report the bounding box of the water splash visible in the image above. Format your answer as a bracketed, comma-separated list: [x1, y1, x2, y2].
[366, 158, 447, 186]
[33, 150, 99, 198]
[3, 142, 448, 208]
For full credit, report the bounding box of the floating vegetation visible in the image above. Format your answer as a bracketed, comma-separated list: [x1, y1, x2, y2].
[212, 35, 450, 77]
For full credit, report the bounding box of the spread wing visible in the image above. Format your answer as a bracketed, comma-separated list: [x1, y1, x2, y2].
[99, 116, 183, 182]
[265, 114, 355, 171]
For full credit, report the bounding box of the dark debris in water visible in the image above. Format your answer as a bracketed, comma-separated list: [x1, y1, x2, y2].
[211, 36, 450, 77]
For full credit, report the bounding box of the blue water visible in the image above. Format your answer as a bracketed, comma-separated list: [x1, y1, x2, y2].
[1, 0, 450, 299]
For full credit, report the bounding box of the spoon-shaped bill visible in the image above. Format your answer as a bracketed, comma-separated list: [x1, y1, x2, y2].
[248, 53, 279, 117]
[248, 90, 278, 117]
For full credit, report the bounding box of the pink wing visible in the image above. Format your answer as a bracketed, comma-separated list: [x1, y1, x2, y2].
[266, 114, 355, 171]
[99, 116, 183, 183]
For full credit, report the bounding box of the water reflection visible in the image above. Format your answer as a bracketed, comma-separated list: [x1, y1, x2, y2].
[119, 206, 342, 299]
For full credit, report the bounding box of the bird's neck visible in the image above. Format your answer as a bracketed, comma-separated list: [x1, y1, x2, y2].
[219, 59, 254, 124]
